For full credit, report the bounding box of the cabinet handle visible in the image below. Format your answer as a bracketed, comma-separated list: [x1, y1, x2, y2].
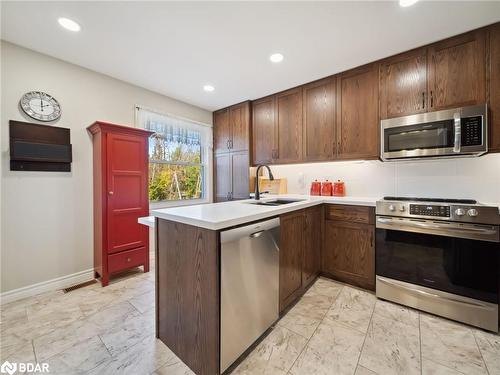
[422, 92, 425, 109]
[230, 139, 233, 149]
[370, 233, 374, 248]
[430, 90, 434, 108]
[227, 139, 230, 149]
[108, 191, 114, 195]
[127, 258, 131, 263]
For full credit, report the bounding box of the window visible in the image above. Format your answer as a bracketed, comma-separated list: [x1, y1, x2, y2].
[136, 107, 211, 203]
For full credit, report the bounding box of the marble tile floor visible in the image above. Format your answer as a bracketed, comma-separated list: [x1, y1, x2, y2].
[1, 269, 499, 375]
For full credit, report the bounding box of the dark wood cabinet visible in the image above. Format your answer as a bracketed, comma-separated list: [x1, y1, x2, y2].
[302, 205, 322, 289]
[302, 78, 336, 161]
[214, 153, 231, 202]
[213, 108, 230, 154]
[214, 151, 249, 202]
[322, 205, 375, 291]
[489, 23, 500, 152]
[275, 88, 303, 163]
[379, 49, 427, 119]
[336, 64, 379, 160]
[230, 102, 250, 152]
[87, 122, 152, 286]
[252, 96, 276, 164]
[279, 210, 305, 312]
[428, 30, 486, 111]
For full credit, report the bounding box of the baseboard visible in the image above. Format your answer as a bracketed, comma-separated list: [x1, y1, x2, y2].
[0, 268, 95, 304]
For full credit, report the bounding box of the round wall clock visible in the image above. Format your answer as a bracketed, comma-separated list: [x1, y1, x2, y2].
[19, 91, 61, 122]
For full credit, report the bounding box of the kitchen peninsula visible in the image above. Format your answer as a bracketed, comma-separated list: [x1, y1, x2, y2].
[149, 195, 378, 375]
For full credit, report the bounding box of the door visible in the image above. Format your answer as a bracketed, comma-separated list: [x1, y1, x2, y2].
[230, 102, 250, 152]
[323, 220, 375, 290]
[275, 88, 303, 163]
[302, 78, 336, 161]
[489, 23, 500, 152]
[336, 64, 379, 160]
[231, 151, 249, 200]
[379, 49, 427, 119]
[302, 206, 322, 288]
[279, 210, 304, 312]
[106, 132, 148, 254]
[252, 96, 276, 165]
[428, 30, 486, 111]
[213, 108, 230, 154]
[214, 153, 231, 202]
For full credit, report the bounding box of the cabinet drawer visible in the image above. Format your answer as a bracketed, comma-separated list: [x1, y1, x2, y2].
[108, 246, 147, 274]
[325, 204, 373, 224]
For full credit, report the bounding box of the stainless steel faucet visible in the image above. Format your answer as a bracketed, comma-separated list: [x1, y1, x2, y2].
[254, 165, 274, 200]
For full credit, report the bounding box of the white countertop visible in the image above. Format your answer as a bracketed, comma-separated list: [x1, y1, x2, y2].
[145, 194, 379, 230]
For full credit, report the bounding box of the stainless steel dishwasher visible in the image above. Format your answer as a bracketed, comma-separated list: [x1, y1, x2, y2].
[220, 217, 280, 373]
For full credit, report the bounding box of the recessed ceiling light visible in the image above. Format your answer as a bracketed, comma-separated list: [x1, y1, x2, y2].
[203, 85, 215, 92]
[269, 53, 284, 63]
[58, 17, 81, 32]
[399, 0, 419, 7]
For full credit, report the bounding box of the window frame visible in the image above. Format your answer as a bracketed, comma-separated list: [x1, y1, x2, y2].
[135, 105, 213, 209]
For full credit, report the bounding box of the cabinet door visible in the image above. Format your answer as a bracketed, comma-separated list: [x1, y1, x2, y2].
[428, 30, 486, 111]
[303, 78, 336, 161]
[380, 50, 427, 119]
[231, 151, 249, 200]
[106, 133, 148, 254]
[280, 210, 304, 312]
[336, 65, 379, 160]
[489, 23, 500, 152]
[214, 153, 231, 202]
[252, 96, 276, 165]
[230, 102, 250, 152]
[213, 108, 231, 154]
[323, 220, 375, 290]
[275, 88, 303, 163]
[302, 206, 322, 289]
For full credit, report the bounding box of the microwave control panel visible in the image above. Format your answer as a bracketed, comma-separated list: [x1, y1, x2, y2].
[461, 116, 482, 146]
[410, 204, 451, 217]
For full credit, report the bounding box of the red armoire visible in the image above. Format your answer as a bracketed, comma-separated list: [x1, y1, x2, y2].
[87, 121, 153, 286]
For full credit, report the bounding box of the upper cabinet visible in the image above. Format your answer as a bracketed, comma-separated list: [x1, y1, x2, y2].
[213, 102, 250, 154]
[428, 30, 486, 111]
[252, 96, 276, 165]
[336, 64, 379, 160]
[489, 23, 500, 152]
[302, 78, 336, 161]
[275, 88, 303, 163]
[379, 49, 427, 119]
[213, 108, 230, 154]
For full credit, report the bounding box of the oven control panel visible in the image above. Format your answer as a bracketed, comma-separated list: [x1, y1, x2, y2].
[461, 116, 482, 146]
[409, 204, 450, 217]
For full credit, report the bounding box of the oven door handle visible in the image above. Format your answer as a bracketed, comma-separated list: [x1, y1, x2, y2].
[453, 111, 461, 153]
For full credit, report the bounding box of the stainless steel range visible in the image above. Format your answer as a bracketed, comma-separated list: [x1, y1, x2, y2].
[376, 197, 500, 332]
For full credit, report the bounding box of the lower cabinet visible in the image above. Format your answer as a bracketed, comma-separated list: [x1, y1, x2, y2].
[214, 151, 249, 202]
[322, 205, 375, 290]
[302, 205, 322, 288]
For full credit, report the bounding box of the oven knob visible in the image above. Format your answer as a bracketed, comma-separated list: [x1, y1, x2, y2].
[389, 204, 396, 212]
[467, 209, 478, 217]
[455, 208, 465, 216]
[399, 205, 405, 212]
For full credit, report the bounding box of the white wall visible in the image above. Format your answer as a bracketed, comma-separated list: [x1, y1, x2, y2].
[270, 154, 500, 205]
[1, 41, 212, 293]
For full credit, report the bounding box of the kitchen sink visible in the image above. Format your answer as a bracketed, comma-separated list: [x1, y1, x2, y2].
[246, 198, 305, 206]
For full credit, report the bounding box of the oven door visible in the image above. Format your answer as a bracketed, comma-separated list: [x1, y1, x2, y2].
[376, 216, 499, 304]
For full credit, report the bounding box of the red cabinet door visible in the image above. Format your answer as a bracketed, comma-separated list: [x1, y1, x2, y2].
[106, 132, 149, 254]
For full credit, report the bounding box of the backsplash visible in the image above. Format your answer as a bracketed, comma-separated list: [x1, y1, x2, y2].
[269, 153, 500, 204]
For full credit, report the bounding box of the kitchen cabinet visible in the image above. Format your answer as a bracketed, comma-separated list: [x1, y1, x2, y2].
[252, 95, 276, 164]
[489, 23, 500, 152]
[379, 49, 427, 119]
[87, 121, 152, 286]
[213, 102, 250, 201]
[428, 30, 486, 111]
[302, 78, 336, 161]
[322, 205, 375, 290]
[336, 64, 379, 160]
[302, 205, 322, 289]
[275, 87, 303, 163]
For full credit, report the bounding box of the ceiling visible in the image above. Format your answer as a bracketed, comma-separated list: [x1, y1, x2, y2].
[2, 2, 500, 111]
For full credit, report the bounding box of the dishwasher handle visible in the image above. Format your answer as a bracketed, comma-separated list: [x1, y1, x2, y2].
[221, 217, 280, 244]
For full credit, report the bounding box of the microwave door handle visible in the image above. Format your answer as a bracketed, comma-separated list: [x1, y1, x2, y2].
[453, 112, 461, 153]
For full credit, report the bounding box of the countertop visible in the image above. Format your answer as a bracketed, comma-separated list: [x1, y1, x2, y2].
[145, 194, 379, 230]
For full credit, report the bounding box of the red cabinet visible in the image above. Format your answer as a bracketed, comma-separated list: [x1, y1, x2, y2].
[88, 121, 152, 286]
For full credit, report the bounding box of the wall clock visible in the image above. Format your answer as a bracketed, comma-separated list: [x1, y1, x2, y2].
[19, 91, 61, 122]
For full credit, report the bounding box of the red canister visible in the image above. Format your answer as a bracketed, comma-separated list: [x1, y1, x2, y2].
[333, 180, 345, 196]
[310, 180, 321, 196]
[321, 180, 333, 196]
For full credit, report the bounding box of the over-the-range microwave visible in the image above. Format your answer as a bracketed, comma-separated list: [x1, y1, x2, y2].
[380, 104, 487, 161]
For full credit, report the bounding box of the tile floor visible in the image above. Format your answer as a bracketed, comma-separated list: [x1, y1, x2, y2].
[1, 265, 499, 375]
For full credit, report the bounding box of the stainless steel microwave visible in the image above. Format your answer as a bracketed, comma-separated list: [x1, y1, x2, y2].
[380, 104, 487, 161]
